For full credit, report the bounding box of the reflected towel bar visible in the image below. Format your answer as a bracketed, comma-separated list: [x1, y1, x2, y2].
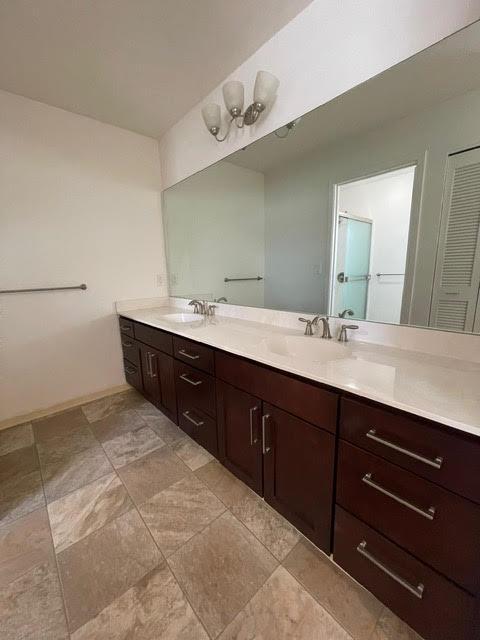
[376, 273, 404, 277]
[224, 276, 263, 282]
[0, 284, 87, 294]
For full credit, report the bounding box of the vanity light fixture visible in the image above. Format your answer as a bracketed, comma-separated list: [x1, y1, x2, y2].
[201, 70, 279, 142]
[274, 117, 302, 138]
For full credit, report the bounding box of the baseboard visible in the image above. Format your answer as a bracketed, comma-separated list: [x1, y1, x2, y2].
[0, 383, 131, 431]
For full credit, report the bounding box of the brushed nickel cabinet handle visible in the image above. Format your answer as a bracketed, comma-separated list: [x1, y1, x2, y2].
[182, 410, 204, 427]
[357, 540, 425, 599]
[362, 472, 436, 520]
[366, 429, 443, 469]
[148, 353, 157, 378]
[145, 352, 152, 377]
[179, 373, 202, 386]
[262, 414, 271, 455]
[122, 340, 133, 348]
[178, 348, 200, 360]
[125, 366, 136, 375]
[120, 324, 132, 332]
[249, 406, 259, 445]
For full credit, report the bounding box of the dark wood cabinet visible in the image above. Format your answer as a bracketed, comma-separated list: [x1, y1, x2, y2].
[119, 315, 479, 640]
[140, 343, 177, 423]
[217, 380, 263, 494]
[216, 381, 335, 551]
[334, 507, 478, 640]
[263, 403, 335, 552]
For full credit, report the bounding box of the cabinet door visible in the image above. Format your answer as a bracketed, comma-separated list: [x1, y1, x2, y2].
[262, 403, 335, 552]
[140, 344, 161, 405]
[217, 380, 263, 494]
[157, 351, 177, 423]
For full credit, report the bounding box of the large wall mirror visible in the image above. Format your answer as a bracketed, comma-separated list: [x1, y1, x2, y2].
[163, 21, 480, 334]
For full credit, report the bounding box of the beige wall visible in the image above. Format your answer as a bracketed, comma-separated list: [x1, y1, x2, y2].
[0, 90, 167, 422]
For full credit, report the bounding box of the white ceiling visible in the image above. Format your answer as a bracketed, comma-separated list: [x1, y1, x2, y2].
[229, 21, 480, 173]
[0, 0, 313, 137]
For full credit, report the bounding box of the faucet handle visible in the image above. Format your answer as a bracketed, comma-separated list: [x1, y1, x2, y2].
[298, 317, 315, 336]
[207, 304, 217, 316]
[338, 324, 359, 342]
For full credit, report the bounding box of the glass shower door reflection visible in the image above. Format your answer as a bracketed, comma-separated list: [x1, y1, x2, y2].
[334, 215, 372, 319]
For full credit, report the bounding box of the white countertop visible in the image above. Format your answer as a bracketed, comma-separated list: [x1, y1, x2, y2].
[119, 306, 480, 438]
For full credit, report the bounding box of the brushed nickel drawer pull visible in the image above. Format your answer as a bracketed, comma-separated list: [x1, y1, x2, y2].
[366, 429, 443, 469]
[122, 340, 133, 348]
[178, 349, 200, 360]
[357, 540, 425, 599]
[249, 406, 259, 445]
[179, 373, 203, 386]
[125, 366, 136, 375]
[362, 472, 436, 520]
[182, 411, 204, 427]
[120, 324, 132, 332]
[145, 352, 152, 377]
[262, 414, 271, 455]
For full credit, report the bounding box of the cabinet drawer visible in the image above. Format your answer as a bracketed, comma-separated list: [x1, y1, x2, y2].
[119, 317, 134, 336]
[337, 441, 480, 594]
[216, 351, 337, 433]
[174, 337, 214, 374]
[175, 360, 215, 417]
[134, 322, 173, 355]
[120, 335, 141, 369]
[334, 507, 477, 640]
[178, 402, 218, 457]
[123, 359, 142, 393]
[340, 398, 480, 503]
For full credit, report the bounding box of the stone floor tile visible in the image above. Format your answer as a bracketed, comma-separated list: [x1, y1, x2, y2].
[0, 446, 44, 526]
[117, 446, 190, 504]
[89, 407, 147, 443]
[48, 473, 132, 552]
[172, 436, 213, 471]
[169, 510, 277, 637]
[219, 565, 352, 640]
[102, 425, 165, 468]
[0, 561, 68, 640]
[283, 537, 382, 640]
[195, 459, 251, 508]
[33, 408, 88, 442]
[0, 423, 34, 457]
[231, 492, 300, 561]
[371, 608, 423, 640]
[81, 391, 143, 423]
[139, 474, 225, 556]
[0, 508, 53, 588]
[71, 563, 208, 640]
[147, 415, 185, 445]
[57, 508, 162, 632]
[41, 443, 113, 503]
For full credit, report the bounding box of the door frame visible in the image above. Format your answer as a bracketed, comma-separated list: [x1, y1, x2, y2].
[328, 159, 422, 323]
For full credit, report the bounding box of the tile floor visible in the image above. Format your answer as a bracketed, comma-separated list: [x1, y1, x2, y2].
[0, 389, 423, 639]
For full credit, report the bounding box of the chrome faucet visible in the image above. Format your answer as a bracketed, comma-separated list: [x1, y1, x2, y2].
[338, 308, 354, 318]
[298, 316, 319, 336]
[319, 317, 332, 339]
[188, 299, 203, 314]
[338, 324, 359, 342]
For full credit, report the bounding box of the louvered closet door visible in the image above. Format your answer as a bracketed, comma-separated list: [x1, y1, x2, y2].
[430, 148, 480, 332]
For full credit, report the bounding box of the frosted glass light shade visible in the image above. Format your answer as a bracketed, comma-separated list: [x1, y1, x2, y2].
[201, 103, 221, 131]
[223, 80, 244, 115]
[253, 70, 279, 106]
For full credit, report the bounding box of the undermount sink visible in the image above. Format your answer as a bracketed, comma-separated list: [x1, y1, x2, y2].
[264, 335, 352, 362]
[160, 312, 201, 323]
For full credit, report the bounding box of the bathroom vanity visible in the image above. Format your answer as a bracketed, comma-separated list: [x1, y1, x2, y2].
[118, 308, 480, 640]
